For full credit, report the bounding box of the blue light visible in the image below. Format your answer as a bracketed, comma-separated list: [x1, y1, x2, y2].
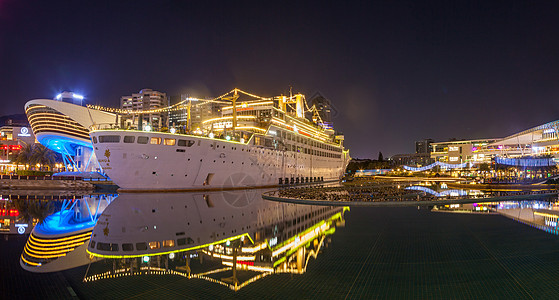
[403, 161, 470, 172]
[405, 186, 468, 197]
[56, 94, 62, 100]
[495, 156, 555, 167]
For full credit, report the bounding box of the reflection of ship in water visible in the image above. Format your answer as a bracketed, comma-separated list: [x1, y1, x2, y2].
[20, 194, 116, 273]
[85, 190, 347, 290]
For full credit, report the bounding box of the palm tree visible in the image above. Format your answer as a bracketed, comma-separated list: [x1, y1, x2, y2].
[31, 144, 57, 171]
[13, 142, 34, 170]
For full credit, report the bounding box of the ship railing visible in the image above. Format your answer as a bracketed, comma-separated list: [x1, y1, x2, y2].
[90, 123, 256, 144]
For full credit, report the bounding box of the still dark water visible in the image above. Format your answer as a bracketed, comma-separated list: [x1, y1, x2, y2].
[3, 191, 559, 299]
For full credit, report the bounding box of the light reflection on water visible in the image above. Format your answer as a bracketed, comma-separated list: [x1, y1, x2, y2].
[18, 190, 348, 291]
[8, 187, 559, 298]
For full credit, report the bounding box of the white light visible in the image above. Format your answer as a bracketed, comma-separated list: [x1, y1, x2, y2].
[209, 132, 215, 138]
[226, 135, 231, 141]
[144, 125, 152, 132]
[293, 125, 298, 132]
[56, 94, 62, 100]
[170, 128, 176, 134]
[73, 94, 84, 100]
[169, 253, 175, 259]
[226, 240, 230, 246]
[143, 256, 150, 263]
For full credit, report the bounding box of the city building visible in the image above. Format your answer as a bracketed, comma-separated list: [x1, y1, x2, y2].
[430, 139, 497, 165]
[168, 94, 223, 133]
[415, 138, 433, 154]
[0, 123, 36, 173]
[121, 89, 169, 131]
[307, 92, 333, 130]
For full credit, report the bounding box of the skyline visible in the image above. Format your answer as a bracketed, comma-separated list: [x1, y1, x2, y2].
[2, 1, 559, 158]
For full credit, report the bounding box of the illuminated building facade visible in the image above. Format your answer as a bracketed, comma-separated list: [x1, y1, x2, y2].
[427, 118, 559, 168]
[430, 139, 497, 165]
[121, 89, 169, 131]
[0, 125, 36, 169]
[24, 92, 116, 174]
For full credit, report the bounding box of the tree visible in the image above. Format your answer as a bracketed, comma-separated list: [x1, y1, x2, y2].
[378, 151, 384, 161]
[14, 143, 34, 169]
[31, 144, 57, 171]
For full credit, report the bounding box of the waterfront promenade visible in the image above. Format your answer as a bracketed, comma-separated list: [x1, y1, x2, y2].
[263, 179, 559, 207]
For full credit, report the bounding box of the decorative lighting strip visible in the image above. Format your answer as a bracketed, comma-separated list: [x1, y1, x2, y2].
[494, 156, 556, 167]
[403, 161, 470, 172]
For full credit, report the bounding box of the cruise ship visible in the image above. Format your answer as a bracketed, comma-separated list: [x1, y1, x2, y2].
[89, 89, 350, 191]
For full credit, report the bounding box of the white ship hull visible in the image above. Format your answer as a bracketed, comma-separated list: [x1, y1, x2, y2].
[90, 130, 349, 191]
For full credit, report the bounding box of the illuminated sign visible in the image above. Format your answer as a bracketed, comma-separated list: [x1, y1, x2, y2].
[269, 236, 278, 247]
[449, 157, 459, 162]
[18, 127, 31, 137]
[15, 224, 28, 234]
[448, 146, 459, 152]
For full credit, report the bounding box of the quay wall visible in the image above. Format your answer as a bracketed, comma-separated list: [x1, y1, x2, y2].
[0, 178, 96, 190]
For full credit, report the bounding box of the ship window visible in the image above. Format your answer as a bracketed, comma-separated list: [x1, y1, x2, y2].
[137, 136, 149, 144]
[149, 241, 160, 249]
[162, 239, 175, 247]
[177, 238, 186, 246]
[136, 242, 148, 250]
[164, 138, 176, 146]
[97, 242, 111, 251]
[92, 136, 97, 144]
[178, 139, 195, 147]
[90, 241, 96, 248]
[122, 243, 133, 251]
[123, 136, 135, 143]
[150, 137, 161, 145]
[99, 135, 121, 143]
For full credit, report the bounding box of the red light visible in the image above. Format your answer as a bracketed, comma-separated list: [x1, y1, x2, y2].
[9, 209, 19, 217]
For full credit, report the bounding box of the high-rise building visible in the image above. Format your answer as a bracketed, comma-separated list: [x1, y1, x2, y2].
[307, 93, 333, 130]
[415, 139, 433, 154]
[121, 89, 168, 131]
[168, 94, 222, 133]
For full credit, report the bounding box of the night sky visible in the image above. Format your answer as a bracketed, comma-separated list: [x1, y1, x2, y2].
[2, 0, 559, 158]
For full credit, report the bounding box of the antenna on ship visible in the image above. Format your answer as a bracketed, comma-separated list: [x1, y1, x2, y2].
[223, 88, 240, 135]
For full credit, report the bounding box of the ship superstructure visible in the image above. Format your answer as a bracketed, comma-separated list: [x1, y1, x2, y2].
[89, 89, 350, 191]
